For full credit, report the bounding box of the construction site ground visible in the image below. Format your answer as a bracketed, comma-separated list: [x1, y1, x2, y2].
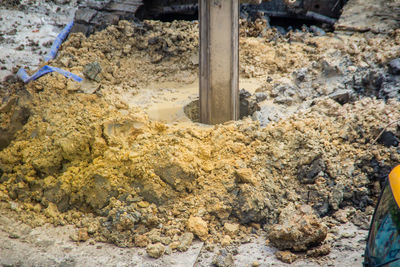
[1, 0, 400, 266]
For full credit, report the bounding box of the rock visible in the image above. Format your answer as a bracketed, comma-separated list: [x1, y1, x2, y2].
[330, 184, 344, 211]
[362, 71, 384, 96]
[271, 84, 297, 105]
[306, 244, 331, 257]
[239, 89, 260, 118]
[268, 204, 327, 251]
[70, 228, 89, 242]
[165, 246, 172, 255]
[78, 228, 89, 241]
[154, 162, 197, 192]
[160, 236, 172, 245]
[183, 99, 200, 123]
[388, 58, 400, 75]
[187, 216, 208, 241]
[310, 25, 326, 36]
[224, 222, 240, 237]
[178, 232, 194, 252]
[87, 221, 100, 234]
[297, 158, 325, 184]
[44, 202, 59, 219]
[275, 251, 297, 264]
[169, 241, 180, 250]
[66, 80, 81, 92]
[351, 210, 370, 230]
[329, 90, 353, 105]
[321, 60, 342, 77]
[377, 131, 399, 147]
[232, 184, 269, 224]
[59, 257, 76, 267]
[221, 235, 232, 247]
[255, 92, 267, 102]
[84, 174, 114, 211]
[333, 209, 349, 223]
[212, 249, 234, 267]
[83, 61, 102, 81]
[43, 180, 70, 213]
[148, 229, 161, 243]
[235, 168, 258, 186]
[294, 68, 308, 83]
[137, 201, 150, 208]
[146, 243, 165, 258]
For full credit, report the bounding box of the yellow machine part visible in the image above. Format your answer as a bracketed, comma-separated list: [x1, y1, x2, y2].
[389, 165, 400, 208]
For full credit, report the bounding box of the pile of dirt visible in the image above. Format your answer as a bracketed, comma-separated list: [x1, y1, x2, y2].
[1, 18, 400, 260]
[1, 81, 400, 252]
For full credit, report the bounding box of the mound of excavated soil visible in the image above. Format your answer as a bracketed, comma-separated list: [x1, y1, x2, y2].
[1, 19, 400, 258]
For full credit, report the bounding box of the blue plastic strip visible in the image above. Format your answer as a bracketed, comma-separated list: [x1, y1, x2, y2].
[17, 65, 83, 83]
[44, 21, 74, 62]
[17, 21, 83, 83]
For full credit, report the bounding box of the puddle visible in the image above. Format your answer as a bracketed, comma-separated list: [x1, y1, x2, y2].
[123, 78, 265, 123]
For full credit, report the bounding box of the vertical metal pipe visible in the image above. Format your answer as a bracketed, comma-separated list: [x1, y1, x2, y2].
[199, 0, 239, 125]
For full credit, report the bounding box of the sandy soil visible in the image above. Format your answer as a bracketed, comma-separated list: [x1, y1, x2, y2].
[1, 0, 400, 266]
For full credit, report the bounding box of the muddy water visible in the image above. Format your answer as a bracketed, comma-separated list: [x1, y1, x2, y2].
[127, 78, 265, 123]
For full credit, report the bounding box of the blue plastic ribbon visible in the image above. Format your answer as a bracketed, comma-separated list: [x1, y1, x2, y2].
[17, 65, 83, 83]
[44, 21, 74, 62]
[17, 21, 82, 83]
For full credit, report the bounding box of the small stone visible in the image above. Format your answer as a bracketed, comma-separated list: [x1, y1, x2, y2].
[187, 216, 208, 241]
[351, 210, 371, 230]
[255, 92, 267, 102]
[87, 221, 99, 234]
[59, 57, 71, 68]
[235, 168, 258, 186]
[310, 25, 326, 36]
[137, 201, 150, 208]
[169, 241, 180, 250]
[70, 228, 89, 242]
[388, 58, 400, 75]
[221, 235, 232, 247]
[8, 233, 20, 239]
[224, 222, 240, 237]
[165, 245, 172, 255]
[297, 158, 325, 184]
[212, 249, 234, 267]
[306, 244, 331, 257]
[123, 44, 132, 54]
[66, 80, 81, 92]
[83, 62, 102, 81]
[252, 261, 260, 267]
[275, 250, 297, 264]
[377, 131, 399, 147]
[178, 232, 194, 252]
[146, 243, 165, 259]
[329, 90, 352, 105]
[44, 203, 59, 219]
[134, 234, 149, 248]
[333, 210, 348, 223]
[148, 229, 161, 243]
[77, 228, 89, 242]
[160, 236, 172, 245]
[268, 204, 327, 251]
